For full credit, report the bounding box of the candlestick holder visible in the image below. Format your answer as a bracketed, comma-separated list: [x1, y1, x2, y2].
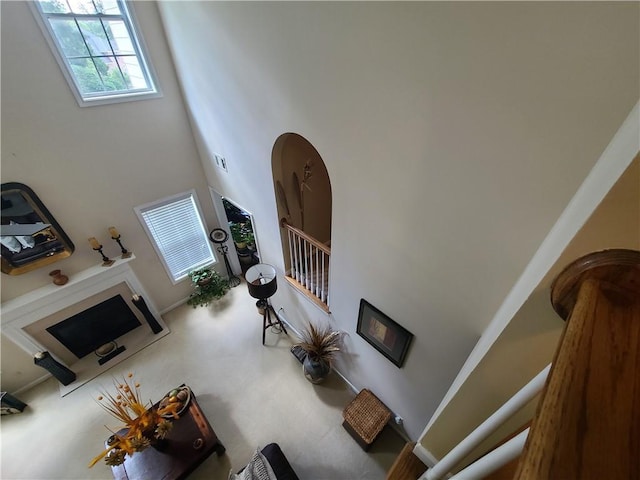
[217, 243, 241, 287]
[111, 234, 132, 258]
[93, 244, 115, 266]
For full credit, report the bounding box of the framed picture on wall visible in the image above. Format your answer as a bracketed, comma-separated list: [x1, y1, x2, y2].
[356, 299, 413, 368]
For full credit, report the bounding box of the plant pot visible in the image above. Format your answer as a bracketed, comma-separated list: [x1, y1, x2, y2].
[303, 356, 331, 384]
[141, 427, 169, 452]
[239, 254, 254, 265]
[256, 300, 266, 315]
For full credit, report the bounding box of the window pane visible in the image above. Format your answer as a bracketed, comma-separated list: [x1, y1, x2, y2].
[116, 56, 145, 89]
[49, 18, 90, 57]
[106, 20, 135, 55]
[100, 57, 129, 91]
[77, 20, 112, 56]
[39, 1, 70, 13]
[69, 58, 105, 94]
[67, 0, 98, 14]
[100, 1, 121, 15]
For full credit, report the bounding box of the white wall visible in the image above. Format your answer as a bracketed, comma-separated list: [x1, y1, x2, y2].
[0, 2, 218, 392]
[157, 1, 639, 440]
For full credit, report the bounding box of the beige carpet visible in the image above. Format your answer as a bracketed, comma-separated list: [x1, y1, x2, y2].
[0, 281, 404, 479]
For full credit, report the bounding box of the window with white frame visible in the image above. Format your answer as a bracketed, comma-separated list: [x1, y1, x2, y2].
[31, 0, 159, 106]
[135, 191, 216, 284]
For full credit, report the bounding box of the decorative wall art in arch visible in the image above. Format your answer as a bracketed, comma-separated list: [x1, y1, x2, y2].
[357, 299, 413, 368]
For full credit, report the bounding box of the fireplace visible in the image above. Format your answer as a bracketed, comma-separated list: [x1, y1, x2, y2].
[46, 294, 141, 359]
[1, 255, 170, 396]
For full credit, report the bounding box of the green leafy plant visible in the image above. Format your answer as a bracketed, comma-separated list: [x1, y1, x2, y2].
[189, 267, 214, 285]
[187, 267, 230, 308]
[229, 221, 255, 247]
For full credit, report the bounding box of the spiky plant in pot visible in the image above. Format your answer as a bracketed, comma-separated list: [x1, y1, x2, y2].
[296, 322, 343, 383]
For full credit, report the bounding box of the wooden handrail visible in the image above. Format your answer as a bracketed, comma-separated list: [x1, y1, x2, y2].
[515, 249, 640, 479]
[281, 219, 331, 255]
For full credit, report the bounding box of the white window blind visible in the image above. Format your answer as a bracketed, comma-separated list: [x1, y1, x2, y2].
[135, 191, 215, 283]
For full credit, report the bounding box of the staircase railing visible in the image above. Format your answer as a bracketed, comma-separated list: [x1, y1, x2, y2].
[515, 249, 640, 479]
[281, 220, 330, 310]
[418, 249, 640, 480]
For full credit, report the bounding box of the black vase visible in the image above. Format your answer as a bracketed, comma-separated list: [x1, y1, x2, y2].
[303, 356, 330, 384]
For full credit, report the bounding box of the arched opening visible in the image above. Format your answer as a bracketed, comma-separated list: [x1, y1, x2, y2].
[272, 133, 332, 311]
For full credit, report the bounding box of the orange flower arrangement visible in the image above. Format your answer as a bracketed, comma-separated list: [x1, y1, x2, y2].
[89, 373, 181, 468]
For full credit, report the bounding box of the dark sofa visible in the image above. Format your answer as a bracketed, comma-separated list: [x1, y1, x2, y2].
[235, 443, 299, 480]
[260, 444, 299, 480]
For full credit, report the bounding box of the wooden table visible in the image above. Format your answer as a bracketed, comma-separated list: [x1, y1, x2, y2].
[110, 392, 225, 480]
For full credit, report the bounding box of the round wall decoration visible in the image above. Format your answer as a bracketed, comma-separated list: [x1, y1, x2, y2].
[209, 228, 229, 244]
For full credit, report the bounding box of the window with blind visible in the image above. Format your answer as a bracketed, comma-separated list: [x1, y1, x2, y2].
[135, 190, 215, 284]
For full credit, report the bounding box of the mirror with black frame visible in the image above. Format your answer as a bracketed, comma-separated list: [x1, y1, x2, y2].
[1, 182, 75, 275]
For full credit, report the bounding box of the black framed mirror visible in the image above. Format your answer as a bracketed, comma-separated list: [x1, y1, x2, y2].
[1, 182, 75, 275]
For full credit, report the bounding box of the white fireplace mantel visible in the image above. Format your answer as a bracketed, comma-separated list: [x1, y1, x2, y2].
[1, 255, 170, 395]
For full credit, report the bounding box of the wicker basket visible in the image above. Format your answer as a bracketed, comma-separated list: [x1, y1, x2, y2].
[342, 389, 391, 450]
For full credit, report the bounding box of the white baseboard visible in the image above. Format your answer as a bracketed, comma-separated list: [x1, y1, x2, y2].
[160, 296, 191, 315]
[413, 442, 440, 468]
[275, 308, 300, 337]
[331, 366, 358, 394]
[13, 373, 51, 396]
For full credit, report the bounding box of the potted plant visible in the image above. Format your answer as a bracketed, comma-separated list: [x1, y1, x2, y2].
[295, 322, 343, 384]
[229, 221, 255, 250]
[89, 373, 179, 468]
[189, 267, 214, 286]
[242, 227, 255, 249]
[187, 267, 230, 308]
[229, 222, 245, 249]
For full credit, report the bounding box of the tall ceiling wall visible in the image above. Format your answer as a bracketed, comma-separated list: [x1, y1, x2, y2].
[156, 1, 639, 440]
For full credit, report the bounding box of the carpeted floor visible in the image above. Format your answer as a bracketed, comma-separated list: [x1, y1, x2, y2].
[0, 281, 404, 479]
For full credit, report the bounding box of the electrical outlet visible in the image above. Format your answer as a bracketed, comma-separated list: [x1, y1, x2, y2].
[394, 415, 403, 425]
[213, 153, 228, 172]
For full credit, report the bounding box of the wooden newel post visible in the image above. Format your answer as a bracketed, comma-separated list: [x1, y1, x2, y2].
[515, 249, 640, 480]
